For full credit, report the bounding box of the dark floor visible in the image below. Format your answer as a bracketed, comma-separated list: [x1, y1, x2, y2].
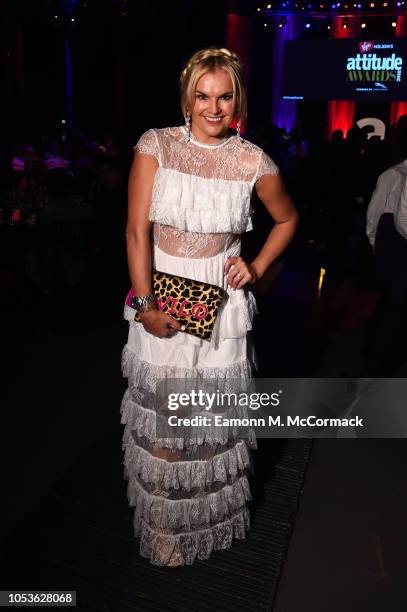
[274, 439, 407, 612]
[1, 237, 407, 610]
[2, 431, 312, 611]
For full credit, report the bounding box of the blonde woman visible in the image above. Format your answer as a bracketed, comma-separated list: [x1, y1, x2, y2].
[121, 47, 298, 566]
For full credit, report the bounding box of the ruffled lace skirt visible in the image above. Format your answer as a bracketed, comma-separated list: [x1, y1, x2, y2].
[121, 245, 258, 566]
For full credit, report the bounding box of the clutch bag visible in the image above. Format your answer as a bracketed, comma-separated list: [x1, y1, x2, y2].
[125, 270, 225, 341]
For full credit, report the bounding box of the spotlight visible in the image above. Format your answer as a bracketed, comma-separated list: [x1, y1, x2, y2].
[263, 22, 268, 26]
[361, 21, 367, 27]
[327, 24, 331, 29]
[257, 7, 261, 12]
[305, 22, 311, 28]
[342, 16, 349, 28]
[278, 16, 287, 28]
[369, 2, 374, 6]
[267, 3, 272, 7]
[71, 17, 75, 22]
[392, 20, 397, 26]
[383, 1, 388, 5]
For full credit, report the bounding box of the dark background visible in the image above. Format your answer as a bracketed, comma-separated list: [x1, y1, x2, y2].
[3, 0, 229, 145]
[2, 0, 404, 151]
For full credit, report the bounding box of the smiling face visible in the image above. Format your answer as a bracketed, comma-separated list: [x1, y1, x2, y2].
[190, 69, 236, 144]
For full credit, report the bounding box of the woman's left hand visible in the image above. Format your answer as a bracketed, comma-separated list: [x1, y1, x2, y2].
[224, 256, 258, 290]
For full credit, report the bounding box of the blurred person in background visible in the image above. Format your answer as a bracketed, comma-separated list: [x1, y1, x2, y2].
[363, 116, 407, 376]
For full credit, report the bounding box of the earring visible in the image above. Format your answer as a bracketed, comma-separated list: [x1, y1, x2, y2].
[236, 120, 243, 142]
[184, 112, 191, 142]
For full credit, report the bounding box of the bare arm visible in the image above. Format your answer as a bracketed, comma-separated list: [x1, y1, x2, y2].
[225, 173, 299, 289]
[126, 152, 157, 296]
[251, 173, 299, 277]
[126, 151, 183, 337]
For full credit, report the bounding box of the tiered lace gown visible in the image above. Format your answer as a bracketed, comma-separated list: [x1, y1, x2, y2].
[121, 126, 279, 566]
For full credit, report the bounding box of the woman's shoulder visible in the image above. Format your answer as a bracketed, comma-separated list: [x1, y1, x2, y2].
[235, 137, 279, 180]
[238, 136, 270, 159]
[134, 126, 185, 159]
[140, 126, 185, 143]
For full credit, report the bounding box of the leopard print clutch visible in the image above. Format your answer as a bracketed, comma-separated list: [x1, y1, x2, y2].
[126, 270, 225, 341]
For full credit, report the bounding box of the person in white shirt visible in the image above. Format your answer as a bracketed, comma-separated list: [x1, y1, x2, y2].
[363, 119, 407, 376]
[366, 159, 407, 248]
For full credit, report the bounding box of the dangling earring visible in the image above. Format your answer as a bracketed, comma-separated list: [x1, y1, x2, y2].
[236, 119, 243, 142]
[184, 112, 191, 142]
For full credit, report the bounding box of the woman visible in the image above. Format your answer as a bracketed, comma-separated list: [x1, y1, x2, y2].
[121, 47, 298, 566]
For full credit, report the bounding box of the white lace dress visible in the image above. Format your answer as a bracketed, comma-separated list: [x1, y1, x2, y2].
[121, 126, 279, 566]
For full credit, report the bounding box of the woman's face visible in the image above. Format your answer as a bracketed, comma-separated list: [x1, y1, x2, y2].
[190, 69, 236, 144]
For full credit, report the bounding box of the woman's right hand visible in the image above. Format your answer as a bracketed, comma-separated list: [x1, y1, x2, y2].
[139, 309, 185, 338]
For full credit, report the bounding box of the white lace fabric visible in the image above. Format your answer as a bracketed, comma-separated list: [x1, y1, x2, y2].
[136, 127, 278, 237]
[135, 126, 278, 182]
[122, 126, 278, 566]
[153, 224, 240, 259]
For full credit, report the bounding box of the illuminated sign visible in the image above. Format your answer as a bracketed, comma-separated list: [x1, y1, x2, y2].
[282, 39, 407, 101]
[345, 42, 403, 89]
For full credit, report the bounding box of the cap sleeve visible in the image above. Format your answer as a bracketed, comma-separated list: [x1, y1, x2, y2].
[255, 150, 279, 183]
[134, 129, 160, 164]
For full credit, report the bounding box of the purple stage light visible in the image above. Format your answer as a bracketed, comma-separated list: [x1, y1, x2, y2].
[58, 0, 79, 15]
[271, 14, 301, 132]
[305, 22, 311, 28]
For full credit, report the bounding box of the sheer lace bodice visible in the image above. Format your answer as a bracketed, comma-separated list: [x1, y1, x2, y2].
[135, 126, 279, 237]
[153, 224, 240, 259]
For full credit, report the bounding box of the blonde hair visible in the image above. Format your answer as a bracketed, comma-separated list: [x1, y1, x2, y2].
[180, 47, 247, 122]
